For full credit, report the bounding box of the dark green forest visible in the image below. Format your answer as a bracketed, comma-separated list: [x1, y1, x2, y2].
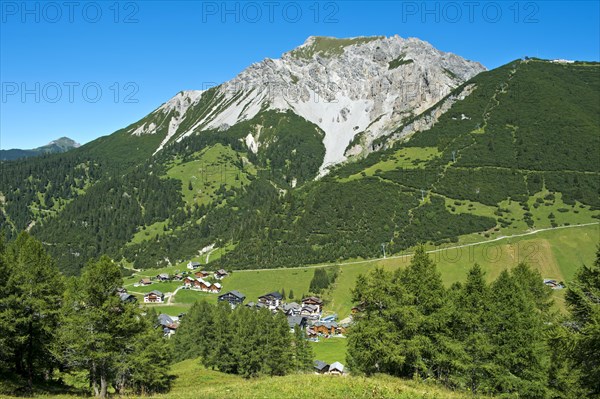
[347, 245, 600, 399]
[0, 60, 598, 276]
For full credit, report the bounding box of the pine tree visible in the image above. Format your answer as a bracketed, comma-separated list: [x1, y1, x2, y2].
[263, 312, 293, 376]
[114, 310, 172, 395]
[281, 287, 286, 301]
[486, 270, 549, 397]
[1, 232, 64, 387]
[565, 246, 600, 396]
[172, 301, 216, 362]
[347, 268, 408, 376]
[58, 256, 127, 398]
[288, 289, 294, 300]
[292, 327, 314, 372]
[449, 264, 493, 392]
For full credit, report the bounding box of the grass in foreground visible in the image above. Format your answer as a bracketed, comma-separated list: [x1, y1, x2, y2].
[0, 359, 492, 399]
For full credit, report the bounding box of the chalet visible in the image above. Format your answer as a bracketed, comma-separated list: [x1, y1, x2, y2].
[195, 270, 210, 279]
[116, 287, 127, 294]
[328, 361, 345, 375]
[144, 290, 164, 303]
[300, 304, 320, 318]
[208, 282, 222, 293]
[158, 314, 178, 337]
[306, 328, 318, 339]
[187, 261, 201, 270]
[119, 293, 137, 304]
[313, 321, 339, 336]
[193, 278, 211, 291]
[282, 302, 302, 316]
[302, 296, 323, 312]
[156, 273, 170, 282]
[258, 292, 283, 309]
[214, 269, 229, 280]
[314, 360, 329, 374]
[183, 276, 195, 287]
[157, 313, 174, 327]
[172, 273, 184, 281]
[139, 278, 152, 286]
[218, 290, 245, 307]
[287, 315, 308, 332]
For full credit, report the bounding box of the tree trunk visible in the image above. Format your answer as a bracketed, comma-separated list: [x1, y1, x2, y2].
[91, 363, 99, 397]
[99, 372, 108, 398]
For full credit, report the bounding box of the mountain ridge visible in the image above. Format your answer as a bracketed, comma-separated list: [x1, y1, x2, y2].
[0, 136, 80, 161]
[125, 35, 485, 175]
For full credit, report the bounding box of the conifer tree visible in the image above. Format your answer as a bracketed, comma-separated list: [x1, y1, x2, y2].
[565, 246, 600, 396]
[172, 301, 216, 362]
[58, 256, 129, 398]
[292, 327, 314, 372]
[449, 264, 493, 392]
[486, 270, 549, 397]
[1, 232, 64, 387]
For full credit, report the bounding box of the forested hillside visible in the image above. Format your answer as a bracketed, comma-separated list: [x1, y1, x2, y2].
[0, 59, 598, 275]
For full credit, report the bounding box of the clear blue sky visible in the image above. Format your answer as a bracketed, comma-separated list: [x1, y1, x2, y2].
[1, 0, 598, 150]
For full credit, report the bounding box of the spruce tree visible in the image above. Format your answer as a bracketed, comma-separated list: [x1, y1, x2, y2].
[449, 264, 493, 393]
[292, 327, 313, 372]
[565, 246, 600, 396]
[486, 270, 549, 397]
[114, 310, 172, 395]
[1, 232, 64, 387]
[58, 256, 128, 398]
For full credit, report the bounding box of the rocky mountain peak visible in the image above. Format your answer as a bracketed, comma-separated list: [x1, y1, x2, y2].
[129, 35, 486, 174]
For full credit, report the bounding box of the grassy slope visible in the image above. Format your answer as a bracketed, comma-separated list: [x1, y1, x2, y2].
[1, 359, 491, 399]
[122, 224, 598, 320]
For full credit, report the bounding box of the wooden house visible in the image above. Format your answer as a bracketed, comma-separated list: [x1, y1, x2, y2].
[193, 278, 210, 291]
[144, 290, 164, 303]
[119, 292, 137, 304]
[195, 270, 210, 278]
[218, 290, 245, 307]
[328, 361, 344, 375]
[139, 278, 152, 286]
[302, 296, 323, 312]
[208, 282, 222, 293]
[214, 269, 229, 280]
[258, 292, 283, 309]
[314, 360, 329, 374]
[183, 276, 195, 287]
[313, 321, 339, 336]
[187, 261, 201, 270]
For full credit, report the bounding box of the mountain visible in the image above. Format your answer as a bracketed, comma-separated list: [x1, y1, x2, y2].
[0, 37, 598, 275]
[124, 35, 485, 178]
[0, 137, 80, 161]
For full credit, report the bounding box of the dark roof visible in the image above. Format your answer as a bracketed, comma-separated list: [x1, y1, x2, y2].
[146, 290, 163, 297]
[314, 360, 329, 371]
[119, 293, 136, 302]
[302, 296, 323, 304]
[216, 269, 228, 274]
[259, 291, 283, 300]
[287, 316, 307, 328]
[158, 314, 174, 326]
[219, 290, 245, 300]
[189, 261, 201, 266]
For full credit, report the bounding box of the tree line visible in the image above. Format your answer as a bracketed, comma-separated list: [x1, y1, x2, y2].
[348, 245, 600, 398]
[171, 300, 314, 378]
[0, 233, 171, 397]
